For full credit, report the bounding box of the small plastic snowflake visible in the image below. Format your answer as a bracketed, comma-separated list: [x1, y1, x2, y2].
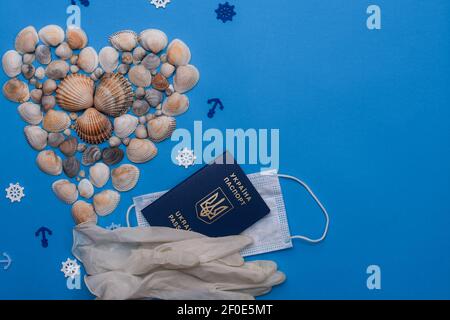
[150, 0, 171, 9]
[61, 258, 80, 279]
[5, 183, 25, 203]
[176, 148, 196, 168]
[215, 2, 236, 23]
[106, 223, 121, 230]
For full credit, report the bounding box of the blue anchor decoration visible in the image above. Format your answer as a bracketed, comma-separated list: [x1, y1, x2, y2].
[35, 227, 53, 248]
[207, 98, 224, 118]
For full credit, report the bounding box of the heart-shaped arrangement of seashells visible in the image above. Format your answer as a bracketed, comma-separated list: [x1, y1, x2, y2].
[2, 25, 199, 225]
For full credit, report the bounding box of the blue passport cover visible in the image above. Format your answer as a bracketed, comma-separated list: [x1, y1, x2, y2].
[141, 152, 270, 237]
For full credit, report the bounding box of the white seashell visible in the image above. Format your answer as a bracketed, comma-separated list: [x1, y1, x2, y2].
[3, 78, 30, 103]
[78, 178, 94, 199]
[72, 200, 97, 225]
[42, 109, 71, 132]
[36, 150, 63, 176]
[128, 65, 152, 87]
[15, 26, 39, 54]
[114, 114, 138, 139]
[93, 190, 120, 216]
[160, 63, 175, 78]
[174, 65, 200, 93]
[147, 115, 176, 142]
[38, 25, 65, 47]
[17, 102, 42, 125]
[167, 39, 191, 66]
[99, 46, 119, 73]
[145, 88, 163, 107]
[66, 27, 88, 50]
[112, 164, 140, 192]
[89, 162, 110, 188]
[24, 125, 48, 150]
[109, 136, 121, 147]
[109, 30, 138, 52]
[162, 92, 189, 117]
[78, 47, 99, 73]
[52, 179, 78, 204]
[139, 29, 168, 54]
[135, 124, 148, 139]
[45, 60, 69, 80]
[35, 66, 45, 79]
[55, 42, 73, 60]
[126, 138, 158, 163]
[2, 50, 23, 77]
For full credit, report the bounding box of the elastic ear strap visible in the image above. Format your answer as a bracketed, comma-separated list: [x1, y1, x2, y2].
[126, 204, 136, 227]
[278, 174, 329, 243]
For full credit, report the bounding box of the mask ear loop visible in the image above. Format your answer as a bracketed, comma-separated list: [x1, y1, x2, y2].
[126, 204, 136, 227]
[277, 174, 329, 243]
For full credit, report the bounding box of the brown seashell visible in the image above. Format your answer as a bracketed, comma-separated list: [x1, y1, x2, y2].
[174, 65, 200, 94]
[162, 92, 189, 117]
[15, 26, 39, 54]
[102, 147, 124, 166]
[48, 132, 65, 147]
[145, 88, 163, 107]
[128, 65, 152, 87]
[3, 78, 30, 102]
[111, 164, 140, 192]
[36, 150, 63, 176]
[132, 99, 150, 116]
[24, 125, 48, 151]
[52, 179, 78, 204]
[66, 27, 88, 50]
[152, 73, 169, 91]
[18, 102, 43, 125]
[63, 156, 81, 178]
[82, 145, 102, 166]
[56, 74, 95, 112]
[41, 95, 56, 111]
[147, 115, 176, 142]
[126, 138, 158, 163]
[45, 60, 69, 80]
[93, 190, 120, 216]
[59, 136, 78, 157]
[94, 73, 133, 117]
[72, 200, 97, 225]
[42, 109, 71, 133]
[167, 39, 191, 67]
[75, 108, 113, 144]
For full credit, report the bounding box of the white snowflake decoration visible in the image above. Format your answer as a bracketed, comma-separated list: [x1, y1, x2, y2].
[150, 0, 171, 9]
[106, 222, 121, 230]
[61, 258, 80, 279]
[5, 183, 25, 203]
[176, 148, 196, 168]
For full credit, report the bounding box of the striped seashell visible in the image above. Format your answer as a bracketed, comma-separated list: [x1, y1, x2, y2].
[111, 164, 140, 192]
[162, 92, 189, 117]
[93, 190, 120, 216]
[126, 138, 158, 164]
[147, 115, 176, 142]
[174, 65, 200, 94]
[24, 125, 48, 151]
[94, 73, 133, 117]
[56, 74, 95, 112]
[17, 102, 43, 125]
[75, 108, 113, 144]
[3, 78, 30, 103]
[109, 30, 138, 52]
[138, 29, 168, 54]
[114, 114, 138, 139]
[52, 179, 78, 204]
[42, 109, 71, 133]
[38, 25, 65, 47]
[2, 50, 23, 77]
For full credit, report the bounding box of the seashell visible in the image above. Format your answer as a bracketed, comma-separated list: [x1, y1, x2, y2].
[43, 79, 57, 95]
[114, 114, 138, 139]
[30, 89, 43, 103]
[72, 200, 97, 225]
[93, 190, 120, 216]
[135, 87, 145, 99]
[48, 132, 65, 147]
[78, 179, 94, 199]
[109, 30, 138, 52]
[15, 26, 39, 54]
[52, 179, 78, 204]
[56, 74, 95, 112]
[109, 136, 121, 148]
[64, 128, 72, 136]
[36, 45, 51, 65]
[21, 64, 35, 80]
[139, 29, 168, 54]
[41, 95, 56, 111]
[111, 164, 140, 192]
[76, 108, 113, 144]
[82, 145, 102, 166]
[141, 53, 161, 71]
[2, 50, 23, 77]
[3, 78, 30, 103]
[99, 46, 119, 73]
[89, 163, 110, 188]
[144, 88, 163, 107]
[23, 53, 35, 65]
[117, 63, 130, 75]
[132, 99, 150, 116]
[132, 47, 147, 63]
[128, 65, 152, 87]
[167, 39, 191, 67]
[38, 25, 65, 47]
[42, 109, 71, 132]
[162, 92, 189, 116]
[66, 27, 88, 50]
[152, 73, 170, 91]
[35, 66, 45, 79]
[36, 150, 63, 175]
[94, 73, 133, 117]
[55, 42, 73, 60]
[63, 156, 80, 178]
[24, 125, 48, 150]
[122, 137, 130, 146]
[174, 65, 200, 93]
[147, 115, 176, 142]
[122, 52, 133, 65]
[135, 124, 148, 139]
[101, 147, 124, 166]
[45, 60, 69, 80]
[17, 102, 42, 125]
[160, 63, 175, 78]
[126, 138, 158, 163]
[59, 136, 78, 157]
[78, 47, 99, 73]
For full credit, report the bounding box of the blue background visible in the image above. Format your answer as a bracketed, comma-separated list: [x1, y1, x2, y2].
[0, 0, 449, 299]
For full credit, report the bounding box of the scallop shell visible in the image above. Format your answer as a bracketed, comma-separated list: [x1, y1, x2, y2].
[114, 114, 138, 139]
[45, 60, 69, 80]
[82, 145, 102, 166]
[89, 162, 110, 188]
[15, 26, 39, 54]
[174, 65, 200, 94]
[42, 109, 71, 133]
[152, 73, 170, 91]
[38, 25, 65, 47]
[55, 42, 73, 60]
[52, 179, 78, 204]
[59, 136, 78, 157]
[72, 200, 97, 225]
[101, 147, 124, 166]
[145, 88, 163, 107]
[147, 116, 176, 142]
[160, 63, 175, 78]
[167, 39, 191, 66]
[2, 50, 23, 77]
[78, 47, 99, 73]
[48, 132, 65, 147]
[126, 138, 158, 163]
[128, 65, 152, 87]
[78, 179, 94, 199]
[56, 74, 95, 112]
[141, 53, 161, 70]
[93, 190, 120, 216]
[132, 99, 150, 116]
[24, 125, 48, 151]
[63, 156, 80, 178]
[36, 150, 63, 176]
[139, 29, 168, 54]
[76, 108, 113, 145]
[162, 92, 189, 117]
[99, 46, 119, 73]
[109, 30, 138, 52]
[36, 45, 51, 65]
[3, 78, 30, 103]
[17, 102, 43, 125]
[66, 27, 88, 50]
[94, 73, 134, 117]
[112, 164, 140, 192]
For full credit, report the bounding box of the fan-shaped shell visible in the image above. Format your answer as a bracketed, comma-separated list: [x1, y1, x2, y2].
[72, 200, 97, 225]
[93, 190, 120, 216]
[167, 39, 191, 66]
[45, 60, 69, 80]
[99, 46, 119, 73]
[75, 108, 113, 144]
[66, 27, 88, 50]
[42, 109, 71, 133]
[174, 65, 200, 94]
[109, 30, 138, 52]
[18, 102, 43, 125]
[89, 162, 110, 188]
[126, 138, 158, 163]
[56, 74, 95, 112]
[24, 125, 48, 151]
[112, 164, 140, 192]
[2, 50, 23, 77]
[15, 26, 39, 54]
[78, 47, 98, 73]
[52, 179, 78, 204]
[147, 116, 176, 142]
[113, 114, 138, 139]
[94, 73, 133, 117]
[78, 179, 94, 199]
[139, 29, 168, 54]
[162, 92, 189, 117]
[36, 150, 62, 176]
[128, 65, 152, 87]
[3, 78, 30, 103]
[145, 88, 163, 107]
[39, 25, 65, 47]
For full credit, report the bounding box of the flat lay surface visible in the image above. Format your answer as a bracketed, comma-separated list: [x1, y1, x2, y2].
[0, 0, 449, 299]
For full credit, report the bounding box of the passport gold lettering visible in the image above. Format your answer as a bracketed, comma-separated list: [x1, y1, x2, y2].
[168, 211, 192, 231]
[224, 172, 252, 206]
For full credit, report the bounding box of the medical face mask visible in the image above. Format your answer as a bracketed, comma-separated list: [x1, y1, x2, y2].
[126, 170, 329, 257]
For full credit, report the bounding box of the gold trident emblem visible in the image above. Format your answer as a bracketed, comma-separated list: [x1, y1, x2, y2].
[199, 191, 229, 220]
